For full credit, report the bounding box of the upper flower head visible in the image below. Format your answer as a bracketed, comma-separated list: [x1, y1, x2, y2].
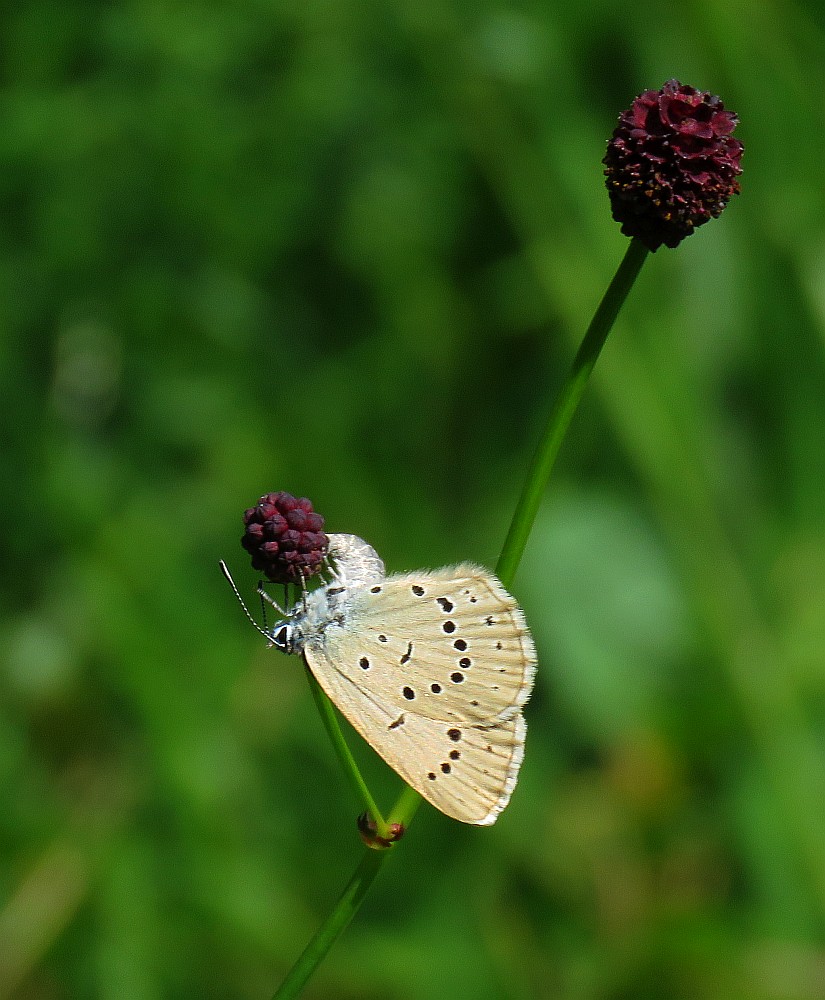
[241, 491, 328, 585]
[603, 80, 743, 251]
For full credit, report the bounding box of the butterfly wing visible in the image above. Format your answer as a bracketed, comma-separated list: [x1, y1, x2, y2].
[302, 565, 536, 824]
[326, 533, 386, 588]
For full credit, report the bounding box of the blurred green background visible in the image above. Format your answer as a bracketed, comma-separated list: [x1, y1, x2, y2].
[2, 1, 825, 998]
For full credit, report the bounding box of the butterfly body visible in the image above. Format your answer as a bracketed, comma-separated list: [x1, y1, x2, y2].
[268, 534, 537, 825]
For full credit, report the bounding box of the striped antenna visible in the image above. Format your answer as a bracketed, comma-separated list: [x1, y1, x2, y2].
[219, 560, 276, 639]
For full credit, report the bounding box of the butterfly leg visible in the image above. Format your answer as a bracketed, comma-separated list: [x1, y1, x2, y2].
[256, 581, 289, 618]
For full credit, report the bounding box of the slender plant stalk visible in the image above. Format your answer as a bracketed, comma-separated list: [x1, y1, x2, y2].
[387, 781, 424, 829]
[272, 235, 649, 1000]
[272, 848, 385, 1000]
[496, 237, 648, 586]
[305, 670, 388, 834]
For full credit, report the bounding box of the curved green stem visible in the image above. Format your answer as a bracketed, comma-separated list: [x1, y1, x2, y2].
[279, 236, 649, 999]
[306, 670, 387, 835]
[496, 237, 649, 587]
[272, 848, 386, 1000]
[387, 781, 424, 830]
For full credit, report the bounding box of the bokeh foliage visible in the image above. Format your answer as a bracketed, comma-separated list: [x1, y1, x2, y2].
[2, 2, 825, 998]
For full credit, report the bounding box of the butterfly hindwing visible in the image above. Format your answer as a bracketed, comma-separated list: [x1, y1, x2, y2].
[304, 642, 528, 824]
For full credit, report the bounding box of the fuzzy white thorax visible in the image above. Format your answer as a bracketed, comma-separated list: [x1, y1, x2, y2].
[268, 533, 384, 655]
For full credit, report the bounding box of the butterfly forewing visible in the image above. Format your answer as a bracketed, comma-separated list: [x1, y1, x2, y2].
[330, 566, 535, 721]
[301, 564, 536, 825]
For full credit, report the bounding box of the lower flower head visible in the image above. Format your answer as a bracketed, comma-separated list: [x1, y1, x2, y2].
[603, 80, 743, 251]
[241, 491, 328, 584]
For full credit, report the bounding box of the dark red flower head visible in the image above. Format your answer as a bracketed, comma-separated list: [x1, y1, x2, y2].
[241, 491, 328, 585]
[603, 80, 743, 251]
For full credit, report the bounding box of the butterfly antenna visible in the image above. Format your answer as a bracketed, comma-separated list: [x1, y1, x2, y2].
[219, 560, 272, 639]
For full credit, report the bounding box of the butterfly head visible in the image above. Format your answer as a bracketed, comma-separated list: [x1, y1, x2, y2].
[268, 620, 299, 655]
[220, 559, 305, 654]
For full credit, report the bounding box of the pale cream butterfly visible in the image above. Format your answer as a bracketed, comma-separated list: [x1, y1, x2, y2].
[223, 533, 537, 825]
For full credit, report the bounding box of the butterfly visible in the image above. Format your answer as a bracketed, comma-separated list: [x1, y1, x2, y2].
[224, 534, 537, 825]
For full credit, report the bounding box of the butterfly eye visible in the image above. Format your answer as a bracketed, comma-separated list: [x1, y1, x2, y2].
[271, 623, 294, 652]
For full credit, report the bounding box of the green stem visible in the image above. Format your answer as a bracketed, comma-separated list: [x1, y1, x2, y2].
[306, 670, 387, 835]
[272, 848, 386, 1000]
[387, 781, 424, 830]
[277, 236, 648, 998]
[496, 237, 649, 587]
